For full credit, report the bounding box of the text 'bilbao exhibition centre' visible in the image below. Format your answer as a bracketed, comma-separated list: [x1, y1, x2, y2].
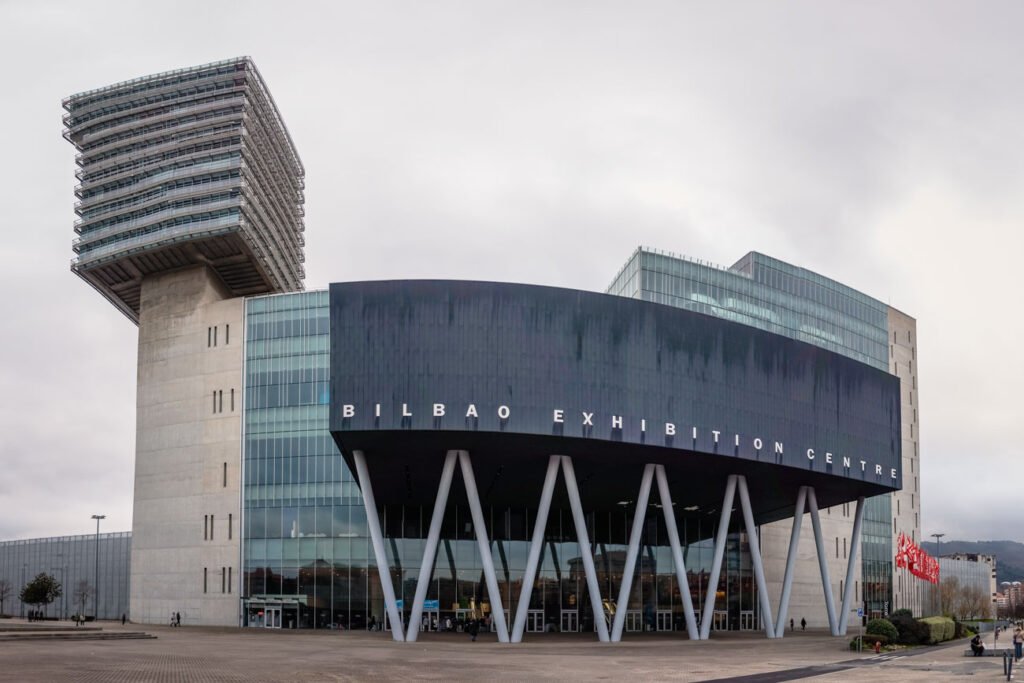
[1, 57, 925, 642]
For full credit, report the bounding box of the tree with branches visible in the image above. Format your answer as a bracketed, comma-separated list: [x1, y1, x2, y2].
[0, 578, 12, 616]
[19, 573, 62, 619]
[72, 581, 92, 624]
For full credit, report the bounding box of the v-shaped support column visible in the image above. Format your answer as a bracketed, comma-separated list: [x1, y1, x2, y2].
[510, 455, 610, 642]
[609, 464, 700, 641]
[807, 487, 839, 635]
[699, 475, 738, 639]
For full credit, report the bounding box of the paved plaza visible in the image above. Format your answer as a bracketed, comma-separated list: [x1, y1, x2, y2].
[0, 620, 1014, 681]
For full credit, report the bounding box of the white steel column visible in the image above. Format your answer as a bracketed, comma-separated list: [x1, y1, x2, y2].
[560, 456, 611, 642]
[807, 487, 839, 635]
[610, 464, 655, 641]
[838, 496, 866, 636]
[699, 475, 738, 640]
[352, 450, 405, 641]
[511, 455, 561, 643]
[458, 450, 511, 643]
[655, 465, 699, 640]
[735, 476, 776, 638]
[405, 450, 458, 642]
[774, 486, 808, 637]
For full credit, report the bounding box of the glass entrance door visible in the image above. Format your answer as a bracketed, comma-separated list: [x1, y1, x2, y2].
[656, 610, 672, 631]
[740, 610, 755, 631]
[527, 610, 544, 633]
[561, 610, 578, 633]
[265, 606, 281, 628]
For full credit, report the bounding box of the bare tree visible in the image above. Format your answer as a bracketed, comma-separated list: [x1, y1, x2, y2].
[0, 579, 11, 616]
[72, 581, 92, 622]
[937, 576, 960, 617]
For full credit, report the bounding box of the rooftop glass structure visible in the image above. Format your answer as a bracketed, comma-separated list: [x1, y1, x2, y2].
[63, 57, 306, 322]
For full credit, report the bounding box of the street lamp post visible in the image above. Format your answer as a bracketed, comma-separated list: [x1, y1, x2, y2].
[931, 533, 945, 615]
[92, 515, 105, 620]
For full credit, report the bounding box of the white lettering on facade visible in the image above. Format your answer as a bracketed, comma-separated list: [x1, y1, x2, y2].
[582, 412, 594, 426]
[553, 409, 564, 423]
[734, 434, 740, 447]
[712, 430, 721, 443]
[498, 405, 511, 419]
[692, 426, 697, 439]
[875, 464, 883, 475]
[891, 468, 898, 479]
[825, 452, 833, 464]
[753, 438, 763, 450]
[843, 456, 851, 468]
[402, 403, 412, 417]
[775, 442, 784, 454]
[343, 404, 355, 418]
[860, 460, 867, 472]
[612, 415, 623, 429]
[374, 403, 381, 418]
[433, 403, 445, 417]
[806, 448, 815, 460]
[466, 404, 478, 418]
[666, 422, 676, 436]
[641, 418, 646, 432]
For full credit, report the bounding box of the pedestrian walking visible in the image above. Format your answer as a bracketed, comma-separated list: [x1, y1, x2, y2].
[1013, 627, 1023, 661]
[176, 612, 181, 627]
[121, 613, 126, 626]
[800, 617, 806, 631]
[790, 618, 794, 632]
[469, 618, 480, 642]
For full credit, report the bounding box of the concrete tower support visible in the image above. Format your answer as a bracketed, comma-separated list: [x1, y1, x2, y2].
[130, 266, 243, 625]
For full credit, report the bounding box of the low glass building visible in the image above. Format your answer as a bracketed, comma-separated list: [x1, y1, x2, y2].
[0, 532, 131, 620]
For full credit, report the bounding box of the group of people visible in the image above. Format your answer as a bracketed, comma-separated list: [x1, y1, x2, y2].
[368, 613, 493, 639]
[970, 623, 1024, 659]
[168, 611, 181, 627]
[25, 610, 45, 622]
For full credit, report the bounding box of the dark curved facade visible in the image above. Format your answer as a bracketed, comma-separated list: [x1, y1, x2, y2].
[329, 280, 900, 525]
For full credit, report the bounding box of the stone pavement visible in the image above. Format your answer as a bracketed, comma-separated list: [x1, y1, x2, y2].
[0, 620, 1014, 682]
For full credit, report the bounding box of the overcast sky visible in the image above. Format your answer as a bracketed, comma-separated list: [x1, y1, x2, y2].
[1, 1, 1021, 544]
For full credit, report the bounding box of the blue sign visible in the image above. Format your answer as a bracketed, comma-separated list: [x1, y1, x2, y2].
[394, 599, 404, 609]
[857, 608, 864, 618]
[424, 600, 439, 610]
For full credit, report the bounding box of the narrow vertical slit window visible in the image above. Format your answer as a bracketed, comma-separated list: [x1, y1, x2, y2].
[213, 326, 217, 346]
[223, 462, 227, 488]
[221, 567, 226, 593]
[228, 513, 233, 540]
[218, 390, 223, 413]
[212, 391, 217, 414]
[228, 567, 232, 593]
[230, 388, 235, 412]
[204, 515, 208, 540]
[203, 568, 208, 593]
[207, 327, 211, 347]
[210, 514, 214, 540]
[225, 324, 229, 345]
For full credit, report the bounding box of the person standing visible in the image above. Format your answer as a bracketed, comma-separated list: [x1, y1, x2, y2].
[790, 618, 794, 632]
[469, 617, 480, 642]
[800, 617, 806, 631]
[1013, 627, 1022, 662]
[121, 613, 126, 626]
[176, 612, 181, 627]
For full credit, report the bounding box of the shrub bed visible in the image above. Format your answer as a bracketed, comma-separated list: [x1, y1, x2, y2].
[919, 616, 956, 644]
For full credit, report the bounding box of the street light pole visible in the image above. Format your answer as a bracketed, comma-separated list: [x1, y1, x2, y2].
[92, 515, 105, 621]
[931, 533, 945, 615]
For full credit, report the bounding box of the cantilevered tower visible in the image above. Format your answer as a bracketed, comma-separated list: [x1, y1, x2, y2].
[64, 56, 305, 321]
[64, 58, 304, 625]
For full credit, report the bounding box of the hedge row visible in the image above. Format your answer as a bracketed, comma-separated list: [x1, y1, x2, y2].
[918, 616, 956, 644]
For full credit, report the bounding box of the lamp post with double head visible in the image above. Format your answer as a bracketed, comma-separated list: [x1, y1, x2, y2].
[92, 515, 105, 620]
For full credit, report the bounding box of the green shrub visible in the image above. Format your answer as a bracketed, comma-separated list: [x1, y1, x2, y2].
[866, 618, 899, 641]
[919, 616, 956, 644]
[890, 608, 914, 619]
[889, 612, 929, 645]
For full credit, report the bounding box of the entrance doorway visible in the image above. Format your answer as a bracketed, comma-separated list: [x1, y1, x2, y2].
[713, 610, 728, 631]
[265, 606, 281, 628]
[560, 610, 578, 633]
[656, 610, 672, 631]
[625, 611, 642, 632]
[740, 610, 756, 631]
[527, 610, 544, 633]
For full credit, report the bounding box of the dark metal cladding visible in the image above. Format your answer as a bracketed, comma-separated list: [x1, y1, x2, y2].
[329, 280, 901, 524]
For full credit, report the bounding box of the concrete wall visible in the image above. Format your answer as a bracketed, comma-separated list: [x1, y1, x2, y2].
[889, 307, 923, 615]
[130, 266, 242, 626]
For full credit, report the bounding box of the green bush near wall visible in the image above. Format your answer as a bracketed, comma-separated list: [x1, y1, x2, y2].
[919, 616, 956, 644]
[866, 618, 899, 641]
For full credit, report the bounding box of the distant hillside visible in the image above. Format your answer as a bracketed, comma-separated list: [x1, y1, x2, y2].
[920, 540, 1024, 585]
